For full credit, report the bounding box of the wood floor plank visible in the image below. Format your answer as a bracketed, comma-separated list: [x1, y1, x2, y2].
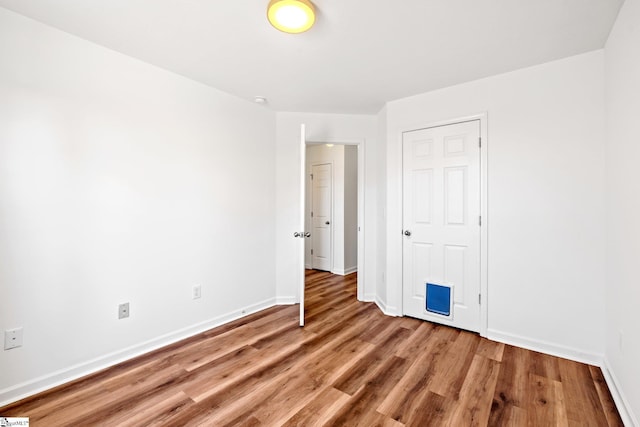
[427, 329, 480, 399]
[202, 304, 297, 339]
[447, 354, 501, 426]
[405, 391, 451, 427]
[16, 357, 188, 426]
[476, 338, 505, 362]
[589, 365, 625, 427]
[377, 324, 457, 423]
[177, 312, 301, 372]
[303, 300, 377, 334]
[488, 344, 531, 425]
[530, 349, 562, 382]
[393, 321, 436, 360]
[306, 338, 376, 385]
[91, 390, 192, 427]
[557, 358, 611, 426]
[281, 386, 351, 427]
[324, 355, 410, 426]
[332, 327, 412, 395]
[489, 405, 528, 427]
[189, 330, 314, 403]
[212, 370, 323, 427]
[179, 345, 259, 400]
[1, 270, 623, 426]
[527, 373, 568, 427]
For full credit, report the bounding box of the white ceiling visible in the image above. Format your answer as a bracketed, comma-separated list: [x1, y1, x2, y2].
[0, 0, 624, 114]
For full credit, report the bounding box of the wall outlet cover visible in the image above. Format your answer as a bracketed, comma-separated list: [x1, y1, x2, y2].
[118, 302, 130, 319]
[4, 327, 23, 350]
[193, 284, 202, 299]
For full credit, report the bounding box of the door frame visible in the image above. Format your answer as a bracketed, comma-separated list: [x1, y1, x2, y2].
[400, 113, 488, 337]
[305, 138, 366, 302]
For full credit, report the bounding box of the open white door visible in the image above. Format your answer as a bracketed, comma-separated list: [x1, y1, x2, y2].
[298, 124, 306, 326]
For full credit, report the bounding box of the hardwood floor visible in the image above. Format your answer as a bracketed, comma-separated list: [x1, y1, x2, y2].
[1, 270, 623, 426]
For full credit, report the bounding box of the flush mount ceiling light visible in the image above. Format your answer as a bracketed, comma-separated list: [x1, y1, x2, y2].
[267, 0, 316, 34]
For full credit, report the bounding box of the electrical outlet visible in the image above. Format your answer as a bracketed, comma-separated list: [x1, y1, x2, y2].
[193, 284, 202, 300]
[118, 302, 130, 319]
[4, 327, 23, 350]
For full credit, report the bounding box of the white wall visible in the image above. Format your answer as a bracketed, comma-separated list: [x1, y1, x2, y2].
[384, 51, 607, 361]
[604, 0, 640, 424]
[0, 8, 276, 405]
[376, 107, 388, 311]
[275, 112, 377, 302]
[344, 145, 358, 273]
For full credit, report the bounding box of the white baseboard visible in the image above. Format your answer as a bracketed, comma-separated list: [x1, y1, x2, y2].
[486, 328, 602, 366]
[375, 297, 401, 317]
[0, 297, 278, 407]
[602, 358, 639, 427]
[362, 293, 375, 302]
[344, 266, 357, 275]
[331, 266, 357, 276]
[276, 296, 297, 305]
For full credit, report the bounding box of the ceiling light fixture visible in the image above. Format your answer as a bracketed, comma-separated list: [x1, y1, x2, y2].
[267, 0, 316, 34]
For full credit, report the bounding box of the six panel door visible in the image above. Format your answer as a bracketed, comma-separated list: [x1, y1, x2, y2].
[402, 120, 481, 332]
[311, 163, 332, 271]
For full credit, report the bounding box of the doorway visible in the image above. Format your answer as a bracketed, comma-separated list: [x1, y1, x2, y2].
[300, 140, 362, 326]
[305, 144, 358, 276]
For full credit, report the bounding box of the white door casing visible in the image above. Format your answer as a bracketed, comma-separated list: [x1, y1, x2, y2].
[311, 163, 332, 271]
[402, 119, 481, 332]
[298, 124, 306, 327]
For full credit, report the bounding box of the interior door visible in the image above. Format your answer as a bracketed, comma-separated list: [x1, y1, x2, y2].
[402, 120, 481, 332]
[298, 124, 306, 326]
[311, 163, 332, 271]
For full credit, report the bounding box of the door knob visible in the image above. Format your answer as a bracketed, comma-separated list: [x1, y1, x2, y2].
[304, 232, 311, 237]
[404, 230, 411, 236]
[293, 232, 301, 237]
[325, 221, 330, 225]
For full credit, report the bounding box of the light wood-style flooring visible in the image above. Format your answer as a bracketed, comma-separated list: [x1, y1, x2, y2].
[1, 270, 623, 426]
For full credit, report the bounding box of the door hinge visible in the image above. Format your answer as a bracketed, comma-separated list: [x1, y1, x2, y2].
[311, 249, 313, 255]
[311, 211, 314, 218]
[479, 137, 482, 148]
[479, 216, 482, 226]
[310, 173, 313, 180]
[479, 293, 481, 304]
